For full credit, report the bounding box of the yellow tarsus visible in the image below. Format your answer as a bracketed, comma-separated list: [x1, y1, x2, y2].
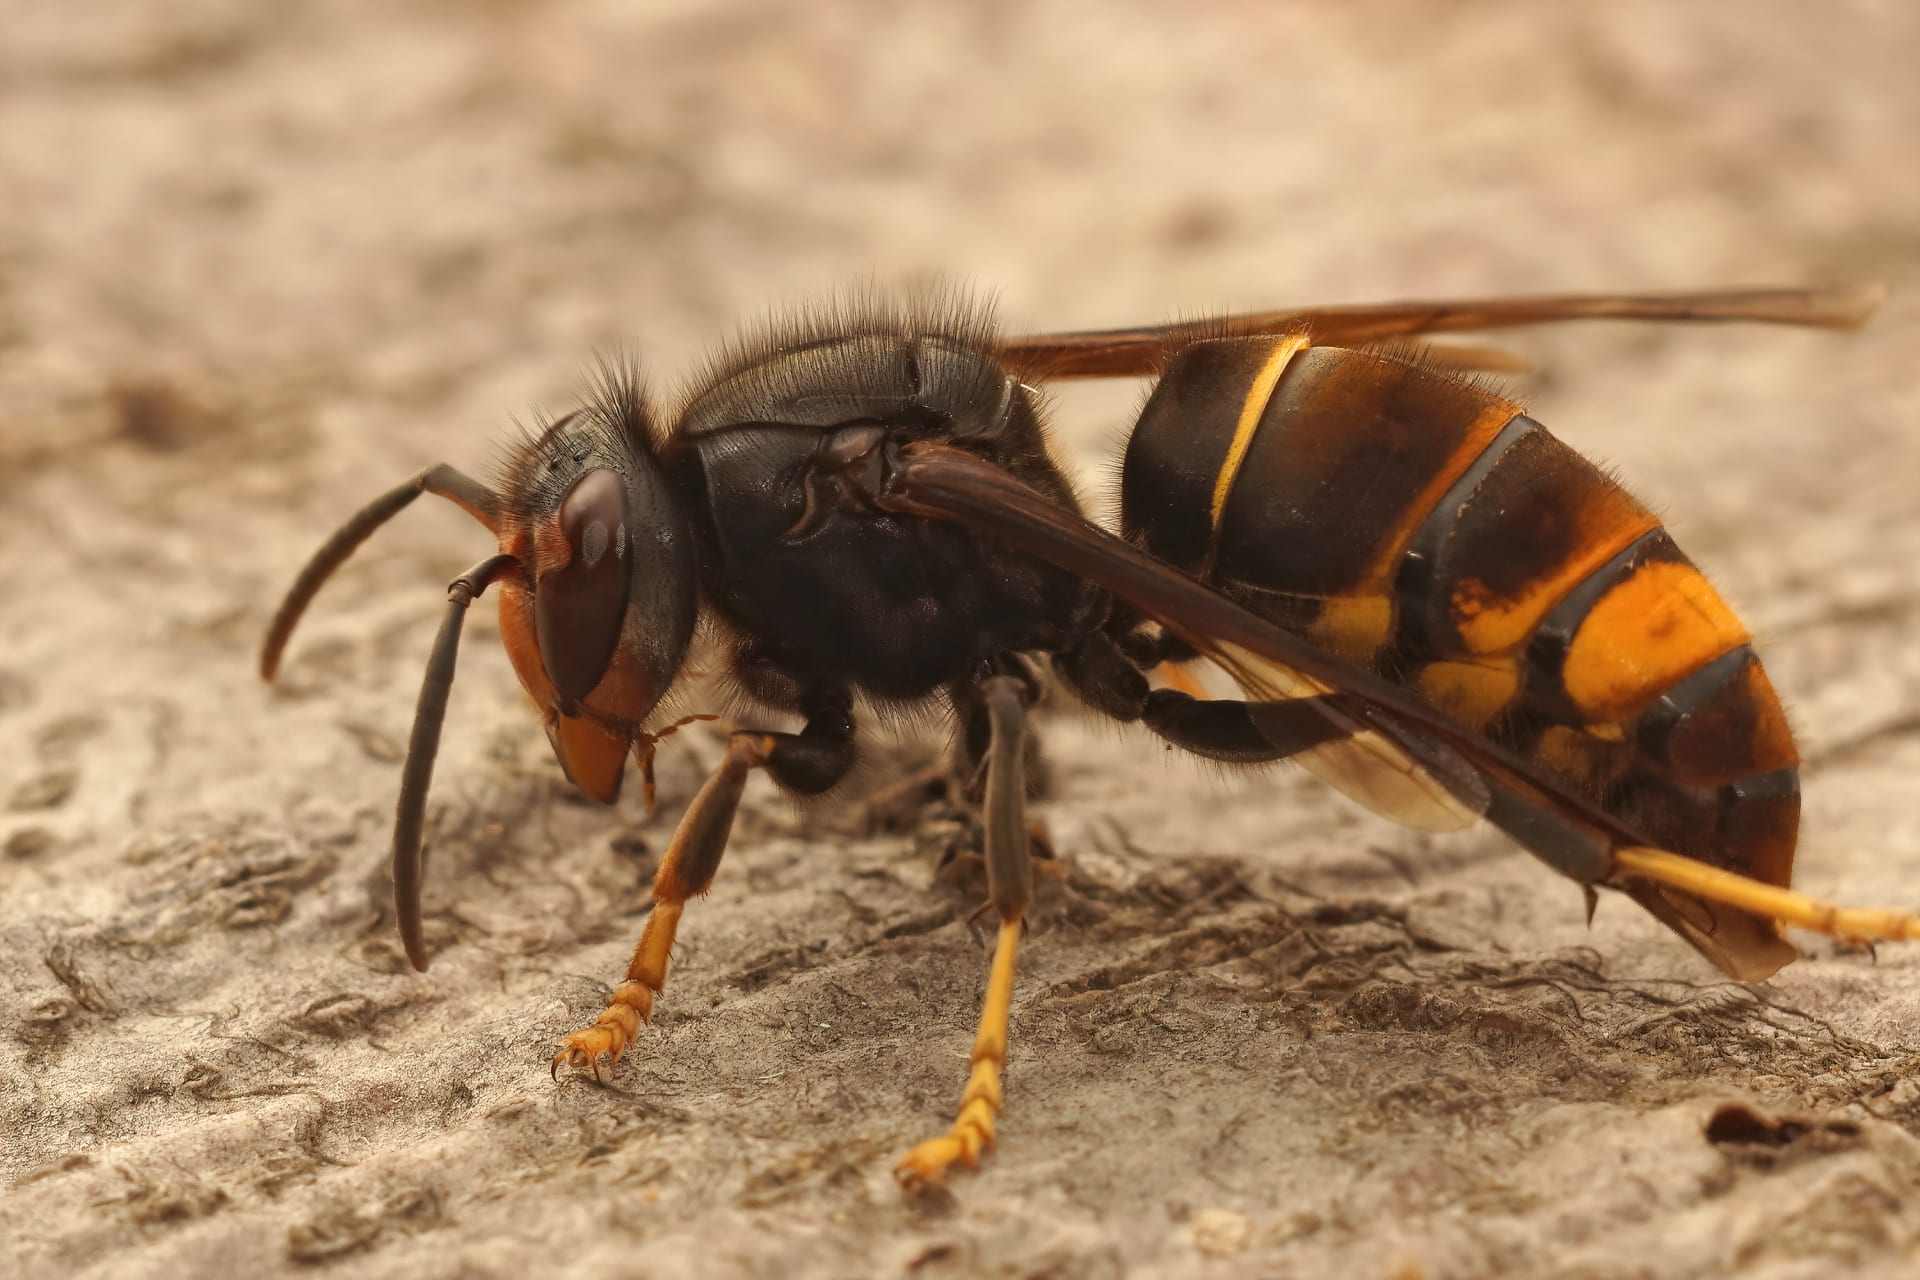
[551, 901, 684, 1080]
[1614, 846, 1920, 944]
[896, 918, 1023, 1188]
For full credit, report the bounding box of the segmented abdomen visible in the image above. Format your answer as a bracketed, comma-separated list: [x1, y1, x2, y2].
[1120, 337, 1799, 887]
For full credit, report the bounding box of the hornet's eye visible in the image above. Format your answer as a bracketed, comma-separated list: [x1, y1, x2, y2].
[534, 468, 631, 704]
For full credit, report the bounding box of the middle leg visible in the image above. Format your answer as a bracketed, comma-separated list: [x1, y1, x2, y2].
[896, 674, 1036, 1187]
[918, 672, 1058, 889]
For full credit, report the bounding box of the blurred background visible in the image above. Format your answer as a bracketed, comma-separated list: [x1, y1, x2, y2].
[4, 3, 1919, 1278]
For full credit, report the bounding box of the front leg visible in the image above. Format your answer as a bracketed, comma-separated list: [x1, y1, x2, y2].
[552, 692, 855, 1080]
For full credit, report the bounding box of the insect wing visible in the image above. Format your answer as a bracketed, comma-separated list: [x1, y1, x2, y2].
[878, 443, 1492, 834]
[875, 441, 1825, 983]
[1204, 641, 1484, 833]
[1002, 286, 1882, 380]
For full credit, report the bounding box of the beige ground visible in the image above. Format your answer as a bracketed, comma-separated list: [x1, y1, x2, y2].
[5, 3, 1920, 1277]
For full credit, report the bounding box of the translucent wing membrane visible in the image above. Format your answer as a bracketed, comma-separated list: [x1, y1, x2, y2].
[1203, 641, 1484, 834]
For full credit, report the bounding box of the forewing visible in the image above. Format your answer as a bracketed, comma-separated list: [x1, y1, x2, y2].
[1205, 642, 1484, 833]
[878, 443, 1491, 833]
[1002, 285, 1881, 380]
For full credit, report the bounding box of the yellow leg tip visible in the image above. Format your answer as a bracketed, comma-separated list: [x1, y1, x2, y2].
[607, 981, 655, 1023]
[894, 1134, 978, 1189]
[895, 1101, 999, 1189]
[551, 982, 656, 1083]
[895, 916, 1024, 1192]
[955, 1097, 998, 1141]
[550, 1026, 625, 1082]
[1614, 845, 1920, 945]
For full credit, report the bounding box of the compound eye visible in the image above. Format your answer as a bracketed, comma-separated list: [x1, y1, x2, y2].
[534, 468, 632, 703]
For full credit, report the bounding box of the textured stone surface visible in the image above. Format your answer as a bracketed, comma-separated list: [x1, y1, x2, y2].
[4, 3, 1919, 1277]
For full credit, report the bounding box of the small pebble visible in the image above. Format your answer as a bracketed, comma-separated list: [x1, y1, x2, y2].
[1189, 1208, 1252, 1258]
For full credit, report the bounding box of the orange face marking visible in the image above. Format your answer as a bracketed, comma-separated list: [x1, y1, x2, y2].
[582, 638, 670, 723]
[549, 712, 634, 803]
[502, 576, 669, 804]
[498, 579, 558, 710]
[1413, 658, 1520, 731]
[504, 509, 654, 719]
[1561, 561, 1750, 720]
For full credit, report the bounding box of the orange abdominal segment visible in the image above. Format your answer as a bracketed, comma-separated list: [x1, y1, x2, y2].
[1560, 560, 1750, 721]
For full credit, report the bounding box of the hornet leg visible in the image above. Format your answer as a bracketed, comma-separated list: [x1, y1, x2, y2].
[896, 675, 1034, 1188]
[552, 695, 855, 1081]
[1613, 846, 1920, 946]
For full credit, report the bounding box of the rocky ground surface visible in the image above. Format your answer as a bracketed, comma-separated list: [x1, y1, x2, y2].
[4, 3, 1920, 1277]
